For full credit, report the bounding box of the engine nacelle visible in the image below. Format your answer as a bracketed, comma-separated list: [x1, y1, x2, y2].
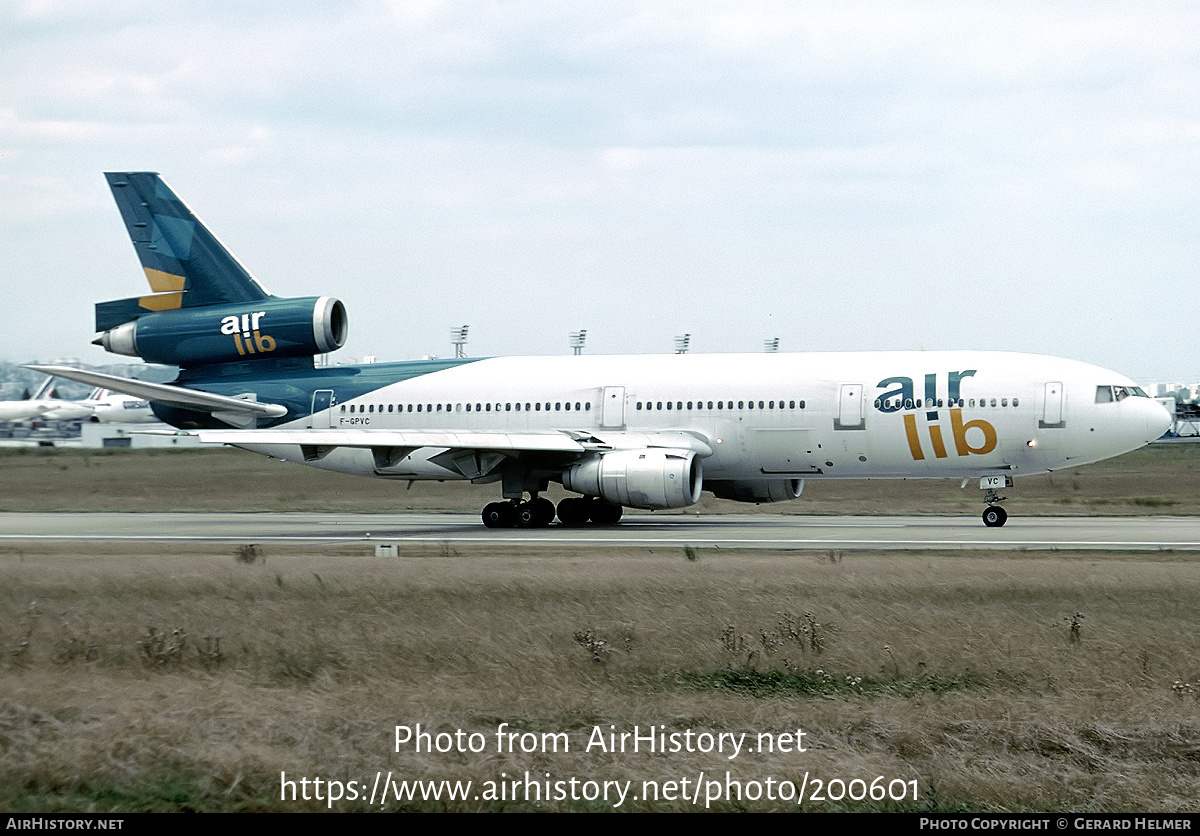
[563, 449, 703, 510]
[706, 478, 804, 504]
[97, 296, 347, 367]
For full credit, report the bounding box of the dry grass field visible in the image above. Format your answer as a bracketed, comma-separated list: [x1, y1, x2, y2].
[1, 542, 1198, 812]
[0, 444, 1197, 812]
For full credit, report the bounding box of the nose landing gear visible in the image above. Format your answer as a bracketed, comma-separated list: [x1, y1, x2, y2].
[982, 487, 1008, 527]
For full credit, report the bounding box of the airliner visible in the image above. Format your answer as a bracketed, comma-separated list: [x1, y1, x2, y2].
[82, 388, 158, 424]
[31, 173, 1171, 528]
[0, 379, 155, 424]
[0, 378, 92, 422]
[0, 388, 52, 422]
[0, 398, 53, 422]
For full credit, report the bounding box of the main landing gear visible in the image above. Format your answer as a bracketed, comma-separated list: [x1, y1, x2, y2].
[555, 496, 623, 526]
[982, 488, 1008, 528]
[482, 496, 553, 528]
[481, 495, 623, 528]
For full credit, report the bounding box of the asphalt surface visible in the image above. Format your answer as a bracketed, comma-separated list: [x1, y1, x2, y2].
[0, 512, 1197, 551]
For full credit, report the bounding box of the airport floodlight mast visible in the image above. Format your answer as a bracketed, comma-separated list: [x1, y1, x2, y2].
[450, 325, 469, 359]
[674, 334, 691, 354]
[764, 337, 780, 353]
[569, 330, 587, 356]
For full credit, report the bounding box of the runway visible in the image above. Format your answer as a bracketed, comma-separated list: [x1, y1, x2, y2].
[0, 512, 1198, 551]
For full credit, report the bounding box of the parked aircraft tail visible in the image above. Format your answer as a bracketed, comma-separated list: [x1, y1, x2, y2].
[29, 377, 56, 400]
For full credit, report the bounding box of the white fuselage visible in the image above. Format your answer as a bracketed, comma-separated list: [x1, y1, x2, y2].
[0, 401, 53, 422]
[86, 392, 158, 423]
[0, 399, 93, 421]
[253, 350, 1169, 485]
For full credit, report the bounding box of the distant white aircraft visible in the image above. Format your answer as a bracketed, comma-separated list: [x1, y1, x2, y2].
[80, 388, 157, 423]
[0, 379, 155, 424]
[32, 172, 1173, 528]
[0, 397, 52, 422]
[0, 378, 89, 422]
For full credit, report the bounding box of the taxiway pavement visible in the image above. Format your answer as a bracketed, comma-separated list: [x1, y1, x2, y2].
[0, 512, 1197, 551]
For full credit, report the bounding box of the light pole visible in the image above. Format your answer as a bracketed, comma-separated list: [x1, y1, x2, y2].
[569, 330, 587, 356]
[450, 325, 469, 358]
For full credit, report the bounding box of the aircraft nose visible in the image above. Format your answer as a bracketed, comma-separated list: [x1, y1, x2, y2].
[1147, 400, 1173, 441]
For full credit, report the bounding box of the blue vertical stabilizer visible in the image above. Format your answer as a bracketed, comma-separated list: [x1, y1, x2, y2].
[97, 172, 270, 331]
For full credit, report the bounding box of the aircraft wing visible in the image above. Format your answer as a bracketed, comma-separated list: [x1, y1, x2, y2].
[25, 364, 288, 422]
[194, 428, 712, 456]
[196, 428, 589, 454]
[194, 428, 712, 481]
[197, 428, 588, 480]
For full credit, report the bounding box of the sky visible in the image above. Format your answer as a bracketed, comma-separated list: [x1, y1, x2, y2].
[1, 0, 1197, 384]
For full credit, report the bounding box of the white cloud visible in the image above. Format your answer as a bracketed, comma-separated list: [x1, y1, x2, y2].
[0, 1, 1197, 377]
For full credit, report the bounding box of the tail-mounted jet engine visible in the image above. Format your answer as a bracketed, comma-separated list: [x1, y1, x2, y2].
[95, 296, 347, 367]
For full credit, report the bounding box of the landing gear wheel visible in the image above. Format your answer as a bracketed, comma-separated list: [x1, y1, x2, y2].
[514, 502, 537, 528]
[530, 496, 556, 527]
[515, 497, 556, 528]
[482, 501, 517, 529]
[982, 506, 1008, 528]
[589, 499, 623, 525]
[556, 497, 591, 527]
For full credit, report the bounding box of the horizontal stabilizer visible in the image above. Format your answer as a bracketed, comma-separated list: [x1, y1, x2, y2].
[95, 296, 165, 332]
[24, 365, 288, 420]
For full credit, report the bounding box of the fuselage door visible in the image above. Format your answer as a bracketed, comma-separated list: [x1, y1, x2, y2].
[311, 389, 335, 429]
[600, 386, 626, 429]
[835, 383, 865, 430]
[1040, 382, 1065, 429]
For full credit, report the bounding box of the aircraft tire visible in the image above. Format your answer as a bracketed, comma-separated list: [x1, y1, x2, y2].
[514, 502, 537, 527]
[530, 497, 556, 527]
[982, 506, 1008, 527]
[556, 497, 591, 526]
[589, 499, 624, 525]
[482, 502, 517, 528]
[514, 498, 556, 528]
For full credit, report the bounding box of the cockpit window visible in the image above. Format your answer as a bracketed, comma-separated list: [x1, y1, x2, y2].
[1097, 385, 1149, 403]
